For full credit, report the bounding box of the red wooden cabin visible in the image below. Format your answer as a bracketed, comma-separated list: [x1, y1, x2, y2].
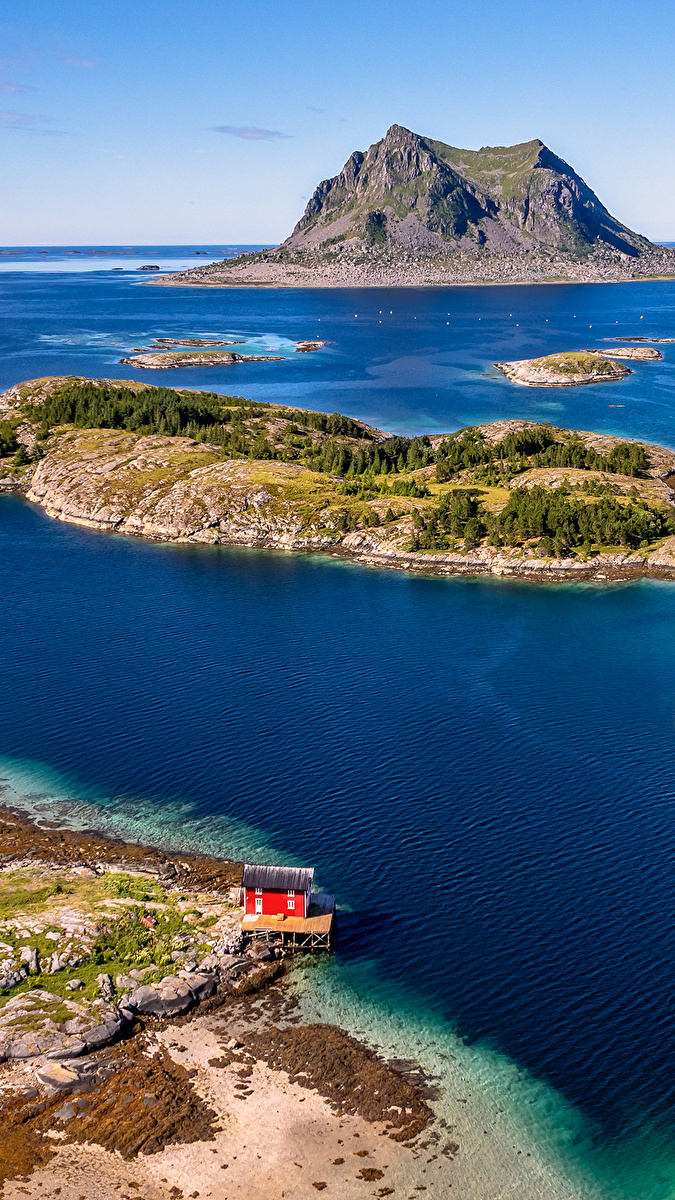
[242, 864, 314, 919]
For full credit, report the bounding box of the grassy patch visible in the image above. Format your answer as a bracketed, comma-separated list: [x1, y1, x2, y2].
[4, 1000, 74, 1030]
[0, 875, 71, 919]
[530, 352, 620, 377]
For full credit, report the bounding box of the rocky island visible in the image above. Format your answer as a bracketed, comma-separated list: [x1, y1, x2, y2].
[598, 346, 662, 360]
[495, 351, 633, 387]
[495, 345, 663, 386]
[120, 349, 284, 369]
[3, 375, 675, 582]
[148, 125, 675, 289]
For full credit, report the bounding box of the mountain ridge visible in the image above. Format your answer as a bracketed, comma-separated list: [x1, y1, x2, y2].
[151, 125, 675, 287]
[285, 124, 651, 259]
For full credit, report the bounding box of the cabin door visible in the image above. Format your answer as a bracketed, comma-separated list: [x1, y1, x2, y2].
[255, 896, 263, 914]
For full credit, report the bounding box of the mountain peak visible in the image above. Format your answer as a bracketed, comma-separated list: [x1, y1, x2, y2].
[382, 123, 421, 143]
[284, 126, 652, 260]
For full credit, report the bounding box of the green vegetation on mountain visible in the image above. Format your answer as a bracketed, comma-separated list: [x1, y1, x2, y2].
[260, 129, 671, 270]
[21, 378, 436, 477]
[32, 379, 255, 439]
[158, 126, 675, 287]
[285, 126, 654, 259]
[0, 420, 19, 458]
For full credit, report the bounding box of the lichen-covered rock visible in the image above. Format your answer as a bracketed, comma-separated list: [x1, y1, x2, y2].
[25, 430, 341, 551]
[96, 972, 114, 1001]
[0, 990, 127, 1061]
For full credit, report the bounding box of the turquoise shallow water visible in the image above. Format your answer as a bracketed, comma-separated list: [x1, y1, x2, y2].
[2, 265, 675, 1196]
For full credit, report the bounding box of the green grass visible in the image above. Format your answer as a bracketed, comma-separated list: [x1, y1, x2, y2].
[4, 999, 75, 1030]
[102, 873, 168, 904]
[0, 875, 72, 918]
[0, 871, 206, 1004]
[530, 352, 619, 377]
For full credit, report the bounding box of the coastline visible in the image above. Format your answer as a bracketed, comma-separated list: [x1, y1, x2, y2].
[0, 806, 436, 1199]
[3, 376, 675, 585]
[5, 479, 675, 585]
[146, 272, 675, 290]
[0, 800, 614, 1200]
[143, 246, 675, 291]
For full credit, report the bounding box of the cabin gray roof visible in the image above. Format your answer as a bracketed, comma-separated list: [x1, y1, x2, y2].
[242, 864, 314, 891]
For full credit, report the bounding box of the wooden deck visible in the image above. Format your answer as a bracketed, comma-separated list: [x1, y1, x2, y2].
[241, 894, 335, 950]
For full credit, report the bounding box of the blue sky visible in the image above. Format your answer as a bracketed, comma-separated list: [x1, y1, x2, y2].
[2, 0, 674, 244]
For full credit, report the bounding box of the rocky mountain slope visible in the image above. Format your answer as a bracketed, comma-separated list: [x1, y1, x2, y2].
[4, 376, 675, 581]
[155, 125, 675, 288]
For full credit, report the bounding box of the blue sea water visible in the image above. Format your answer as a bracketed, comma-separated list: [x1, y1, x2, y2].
[0, 244, 266, 273]
[2, 260, 675, 1196]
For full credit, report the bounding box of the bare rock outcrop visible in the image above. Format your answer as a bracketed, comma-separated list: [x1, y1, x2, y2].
[25, 430, 341, 549]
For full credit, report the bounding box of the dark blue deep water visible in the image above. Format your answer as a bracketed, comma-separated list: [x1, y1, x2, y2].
[2, 265, 675, 1196]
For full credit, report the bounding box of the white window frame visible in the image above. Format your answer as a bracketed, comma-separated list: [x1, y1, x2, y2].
[287, 898, 295, 910]
[287, 889, 295, 896]
[255, 886, 263, 895]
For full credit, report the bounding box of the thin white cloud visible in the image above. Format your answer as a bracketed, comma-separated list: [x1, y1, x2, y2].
[0, 82, 29, 94]
[0, 111, 34, 126]
[62, 56, 99, 68]
[213, 125, 290, 141]
[0, 110, 66, 135]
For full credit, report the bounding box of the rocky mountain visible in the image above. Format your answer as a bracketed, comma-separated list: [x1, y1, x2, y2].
[154, 125, 675, 287]
[284, 124, 651, 259]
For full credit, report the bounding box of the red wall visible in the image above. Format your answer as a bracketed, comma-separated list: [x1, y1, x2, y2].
[245, 888, 306, 918]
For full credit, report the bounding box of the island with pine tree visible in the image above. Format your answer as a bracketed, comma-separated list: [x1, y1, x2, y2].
[3, 374, 675, 581]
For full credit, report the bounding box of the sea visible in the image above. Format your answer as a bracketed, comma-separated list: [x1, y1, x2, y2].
[2, 247, 675, 1197]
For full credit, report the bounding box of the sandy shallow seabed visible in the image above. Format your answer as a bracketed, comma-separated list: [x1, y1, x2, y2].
[3, 1006, 586, 1200]
[293, 973, 595, 1200]
[3, 1023, 417, 1200]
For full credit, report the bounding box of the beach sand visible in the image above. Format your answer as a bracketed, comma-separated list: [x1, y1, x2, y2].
[3, 1011, 433, 1200]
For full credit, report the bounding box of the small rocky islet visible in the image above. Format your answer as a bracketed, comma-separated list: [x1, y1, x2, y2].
[120, 348, 285, 369]
[3, 374, 675, 582]
[606, 336, 675, 344]
[494, 346, 662, 387]
[121, 338, 326, 369]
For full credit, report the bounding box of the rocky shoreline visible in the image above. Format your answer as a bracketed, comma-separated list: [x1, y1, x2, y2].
[4, 455, 675, 586]
[9, 461, 675, 583]
[4, 377, 675, 585]
[119, 350, 284, 369]
[495, 351, 632, 388]
[147, 244, 675, 290]
[0, 808, 437, 1198]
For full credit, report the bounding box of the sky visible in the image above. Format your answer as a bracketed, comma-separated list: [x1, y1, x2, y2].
[1, 0, 674, 245]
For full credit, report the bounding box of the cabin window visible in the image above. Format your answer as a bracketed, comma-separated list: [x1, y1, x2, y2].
[255, 887, 263, 895]
[287, 889, 295, 896]
[287, 899, 295, 909]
